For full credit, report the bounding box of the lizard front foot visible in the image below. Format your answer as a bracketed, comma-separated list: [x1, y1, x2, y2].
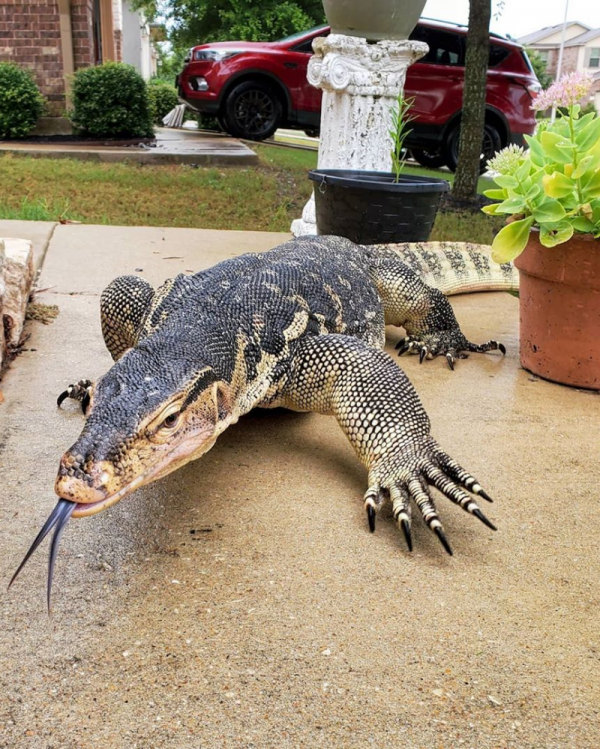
[363, 436, 496, 555]
[57, 379, 94, 414]
[395, 331, 506, 370]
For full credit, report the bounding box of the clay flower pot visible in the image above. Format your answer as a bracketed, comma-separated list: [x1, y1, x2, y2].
[322, 0, 427, 41]
[514, 232, 600, 390]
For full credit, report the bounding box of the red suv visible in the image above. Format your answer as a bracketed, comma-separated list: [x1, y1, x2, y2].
[177, 19, 540, 171]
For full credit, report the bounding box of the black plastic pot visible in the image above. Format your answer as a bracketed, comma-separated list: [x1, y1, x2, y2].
[308, 169, 449, 244]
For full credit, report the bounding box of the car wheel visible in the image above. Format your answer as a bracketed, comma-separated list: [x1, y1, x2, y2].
[223, 81, 282, 141]
[217, 113, 230, 132]
[443, 123, 502, 173]
[409, 147, 446, 169]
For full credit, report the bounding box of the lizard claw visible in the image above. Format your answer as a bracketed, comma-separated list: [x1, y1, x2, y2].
[57, 380, 94, 414]
[400, 517, 412, 552]
[433, 525, 453, 556]
[363, 438, 496, 555]
[366, 504, 376, 533]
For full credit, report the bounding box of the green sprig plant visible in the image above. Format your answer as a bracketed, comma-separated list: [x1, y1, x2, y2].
[389, 92, 415, 182]
[482, 71, 600, 263]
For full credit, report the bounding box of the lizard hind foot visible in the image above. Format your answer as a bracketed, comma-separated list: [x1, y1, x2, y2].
[395, 331, 505, 368]
[57, 379, 94, 414]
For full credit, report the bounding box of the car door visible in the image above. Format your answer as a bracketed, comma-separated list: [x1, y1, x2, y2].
[283, 32, 327, 113]
[405, 25, 466, 126]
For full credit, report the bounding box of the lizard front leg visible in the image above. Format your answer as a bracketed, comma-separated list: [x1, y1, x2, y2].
[280, 335, 496, 554]
[57, 275, 155, 414]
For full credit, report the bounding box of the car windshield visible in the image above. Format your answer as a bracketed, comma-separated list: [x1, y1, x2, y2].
[277, 25, 328, 43]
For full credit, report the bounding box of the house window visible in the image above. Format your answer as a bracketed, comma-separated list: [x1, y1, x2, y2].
[589, 47, 600, 68]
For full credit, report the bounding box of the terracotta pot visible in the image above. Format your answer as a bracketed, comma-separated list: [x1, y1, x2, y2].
[514, 231, 600, 390]
[322, 0, 426, 41]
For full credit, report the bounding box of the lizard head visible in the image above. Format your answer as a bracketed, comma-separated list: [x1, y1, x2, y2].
[10, 327, 239, 606]
[56, 342, 235, 519]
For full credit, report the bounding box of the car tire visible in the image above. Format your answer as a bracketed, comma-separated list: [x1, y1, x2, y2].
[409, 147, 446, 169]
[217, 113, 230, 132]
[222, 81, 282, 141]
[304, 128, 320, 138]
[443, 122, 502, 173]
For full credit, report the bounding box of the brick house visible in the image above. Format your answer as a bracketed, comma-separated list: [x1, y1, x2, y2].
[519, 22, 600, 111]
[0, 0, 157, 117]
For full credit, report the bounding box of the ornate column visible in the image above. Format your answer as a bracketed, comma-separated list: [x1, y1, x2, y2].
[291, 34, 428, 237]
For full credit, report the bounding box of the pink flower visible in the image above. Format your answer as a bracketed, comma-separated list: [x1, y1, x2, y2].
[531, 71, 594, 111]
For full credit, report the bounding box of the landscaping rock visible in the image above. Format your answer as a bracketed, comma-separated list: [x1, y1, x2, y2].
[0, 237, 35, 373]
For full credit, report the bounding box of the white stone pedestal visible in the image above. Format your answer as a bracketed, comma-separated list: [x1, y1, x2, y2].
[291, 34, 428, 237]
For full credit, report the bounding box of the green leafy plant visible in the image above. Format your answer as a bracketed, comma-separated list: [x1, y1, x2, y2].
[482, 72, 600, 262]
[0, 62, 45, 139]
[69, 62, 154, 138]
[389, 93, 415, 182]
[147, 80, 180, 124]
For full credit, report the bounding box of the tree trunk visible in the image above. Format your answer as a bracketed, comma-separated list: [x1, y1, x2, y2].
[452, 0, 491, 201]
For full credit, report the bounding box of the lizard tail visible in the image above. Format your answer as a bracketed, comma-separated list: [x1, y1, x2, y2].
[371, 241, 519, 297]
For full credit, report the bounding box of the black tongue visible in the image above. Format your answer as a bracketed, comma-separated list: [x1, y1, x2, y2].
[9, 499, 76, 611]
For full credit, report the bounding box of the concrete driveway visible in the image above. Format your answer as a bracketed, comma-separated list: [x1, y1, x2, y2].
[0, 222, 598, 748]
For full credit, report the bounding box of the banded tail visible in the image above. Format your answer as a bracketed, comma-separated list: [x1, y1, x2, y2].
[372, 241, 519, 297]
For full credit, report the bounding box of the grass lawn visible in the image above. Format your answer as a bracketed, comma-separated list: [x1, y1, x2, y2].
[0, 144, 499, 244]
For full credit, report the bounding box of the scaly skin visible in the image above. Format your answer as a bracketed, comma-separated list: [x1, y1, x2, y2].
[11, 236, 512, 604]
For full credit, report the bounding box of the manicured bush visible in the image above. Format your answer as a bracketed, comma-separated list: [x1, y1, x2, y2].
[0, 62, 45, 139]
[147, 80, 180, 124]
[70, 62, 154, 138]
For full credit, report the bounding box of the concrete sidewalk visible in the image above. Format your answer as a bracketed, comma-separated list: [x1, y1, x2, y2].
[0, 127, 258, 167]
[0, 222, 599, 748]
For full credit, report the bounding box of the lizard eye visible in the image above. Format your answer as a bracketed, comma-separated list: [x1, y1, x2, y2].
[161, 412, 180, 430]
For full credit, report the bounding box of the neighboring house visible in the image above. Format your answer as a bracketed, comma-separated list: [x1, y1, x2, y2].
[519, 22, 600, 110]
[0, 0, 157, 118]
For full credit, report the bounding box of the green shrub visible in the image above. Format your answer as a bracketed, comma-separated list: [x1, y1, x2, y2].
[70, 62, 154, 138]
[147, 80, 179, 124]
[196, 113, 222, 132]
[0, 62, 45, 139]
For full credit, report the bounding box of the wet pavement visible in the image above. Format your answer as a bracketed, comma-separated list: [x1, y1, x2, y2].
[0, 222, 599, 748]
[0, 128, 257, 167]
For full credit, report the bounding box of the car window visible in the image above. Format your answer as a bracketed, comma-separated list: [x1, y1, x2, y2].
[278, 25, 329, 43]
[409, 26, 465, 66]
[292, 31, 329, 54]
[489, 44, 510, 67]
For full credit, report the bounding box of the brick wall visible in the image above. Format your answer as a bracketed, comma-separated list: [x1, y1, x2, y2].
[545, 45, 580, 78]
[71, 0, 94, 68]
[0, 0, 124, 117]
[0, 0, 66, 115]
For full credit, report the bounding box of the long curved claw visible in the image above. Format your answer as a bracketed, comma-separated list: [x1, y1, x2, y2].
[433, 526, 453, 556]
[472, 508, 497, 531]
[366, 504, 376, 533]
[446, 352, 455, 371]
[56, 390, 70, 408]
[400, 518, 412, 552]
[57, 380, 93, 412]
[419, 347, 427, 364]
[499, 343, 506, 355]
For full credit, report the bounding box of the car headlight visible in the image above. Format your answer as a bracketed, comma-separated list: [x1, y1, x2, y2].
[193, 49, 241, 62]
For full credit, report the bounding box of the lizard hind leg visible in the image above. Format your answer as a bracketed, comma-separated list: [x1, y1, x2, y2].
[370, 251, 506, 368]
[57, 275, 155, 414]
[100, 275, 155, 361]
